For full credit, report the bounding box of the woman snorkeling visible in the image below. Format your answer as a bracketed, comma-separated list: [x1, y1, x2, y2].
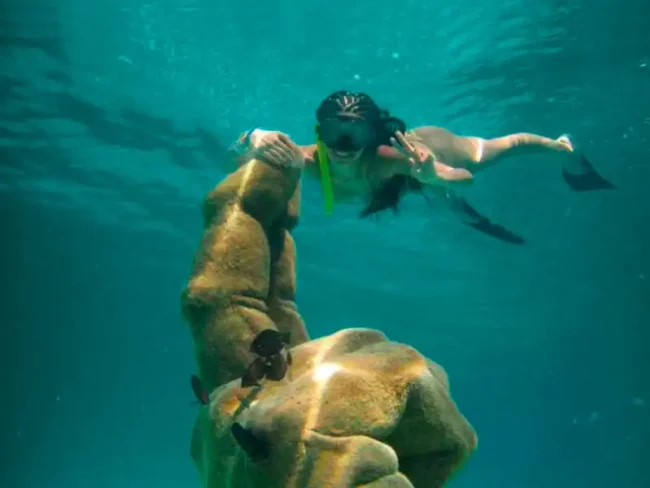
[229, 91, 613, 243]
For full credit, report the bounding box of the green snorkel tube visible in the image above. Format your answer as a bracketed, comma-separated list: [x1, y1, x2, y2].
[315, 126, 335, 215]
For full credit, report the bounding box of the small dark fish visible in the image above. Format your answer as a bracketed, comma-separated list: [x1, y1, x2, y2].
[190, 374, 209, 405]
[265, 353, 288, 381]
[250, 329, 291, 358]
[241, 329, 292, 388]
[241, 357, 266, 388]
[230, 422, 269, 462]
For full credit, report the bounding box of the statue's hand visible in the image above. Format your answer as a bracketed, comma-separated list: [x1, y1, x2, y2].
[197, 328, 476, 488]
[249, 129, 305, 169]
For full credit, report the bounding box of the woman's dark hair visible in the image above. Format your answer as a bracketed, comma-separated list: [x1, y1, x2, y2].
[316, 91, 382, 123]
[359, 174, 424, 218]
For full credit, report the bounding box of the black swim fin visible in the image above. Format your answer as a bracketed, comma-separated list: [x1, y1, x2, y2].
[467, 219, 526, 245]
[457, 198, 526, 245]
[562, 154, 615, 192]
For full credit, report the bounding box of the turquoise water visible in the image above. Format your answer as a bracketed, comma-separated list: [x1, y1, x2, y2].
[2, 0, 649, 487]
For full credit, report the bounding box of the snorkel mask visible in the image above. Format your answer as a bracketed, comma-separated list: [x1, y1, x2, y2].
[314, 91, 383, 214]
[315, 117, 377, 215]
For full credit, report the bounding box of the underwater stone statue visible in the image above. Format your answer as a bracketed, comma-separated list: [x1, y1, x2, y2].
[180, 146, 477, 487]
